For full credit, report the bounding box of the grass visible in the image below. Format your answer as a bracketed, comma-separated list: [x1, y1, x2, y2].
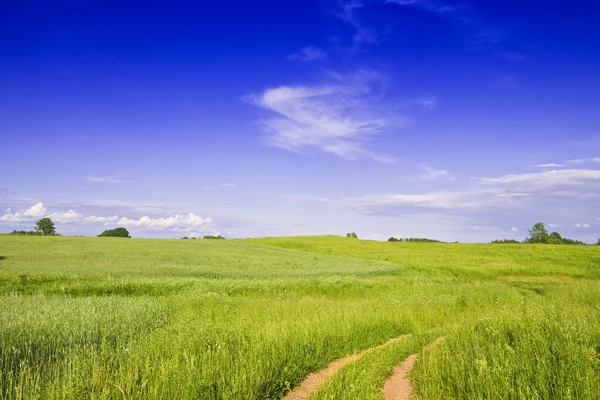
[0, 235, 599, 399]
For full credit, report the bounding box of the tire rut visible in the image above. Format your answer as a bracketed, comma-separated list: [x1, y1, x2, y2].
[282, 334, 410, 400]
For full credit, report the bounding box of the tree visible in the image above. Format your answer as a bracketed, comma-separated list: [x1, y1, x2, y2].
[98, 227, 131, 238]
[345, 232, 358, 239]
[35, 218, 56, 236]
[597, 239, 600, 245]
[547, 232, 563, 244]
[525, 222, 549, 244]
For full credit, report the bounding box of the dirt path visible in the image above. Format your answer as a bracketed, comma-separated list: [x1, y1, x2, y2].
[382, 354, 418, 400]
[282, 334, 410, 400]
[382, 336, 444, 400]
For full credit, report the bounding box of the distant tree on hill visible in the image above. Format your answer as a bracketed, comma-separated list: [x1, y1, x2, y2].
[35, 218, 56, 236]
[203, 235, 225, 239]
[561, 237, 586, 245]
[181, 236, 189, 239]
[597, 238, 600, 245]
[525, 222, 549, 244]
[389, 237, 441, 243]
[493, 223, 588, 245]
[190, 237, 197, 239]
[98, 227, 131, 238]
[490, 239, 520, 244]
[345, 232, 358, 239]
[547, 232, 563, 244]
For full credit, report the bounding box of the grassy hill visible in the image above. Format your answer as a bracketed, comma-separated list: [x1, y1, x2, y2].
[1, 235, 599, 399]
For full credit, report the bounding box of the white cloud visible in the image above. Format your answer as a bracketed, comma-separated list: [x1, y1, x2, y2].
[419, 164, 453, 181]
[6, 208, 11, 213]
[220, 183, 235, 187]
[574, 223, 590, 228]
[479, 169, 600, 186]
[549, 223, 561, 228]
[49, 210, 83, 223]
[566, 157, 600, 165]
[1, 202, 48, 222]
[533, 163, 564, 168]
[288, 46, 326, 61]
[117, 213, 211, 232]
[24, 202, 47, 218]
[86, 176, 133, 184]
[511, 227, 518, 232]
[248, 71, 400, 161]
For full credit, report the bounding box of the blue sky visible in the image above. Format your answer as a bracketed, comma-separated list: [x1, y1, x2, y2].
[1, 0, 600, 242]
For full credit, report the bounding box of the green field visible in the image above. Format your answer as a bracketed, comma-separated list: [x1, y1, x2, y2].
[1, 235, 600, 399]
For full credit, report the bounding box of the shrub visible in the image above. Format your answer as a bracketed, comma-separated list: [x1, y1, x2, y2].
[98, 227, 131, 238]
[345, 232, 358, 239]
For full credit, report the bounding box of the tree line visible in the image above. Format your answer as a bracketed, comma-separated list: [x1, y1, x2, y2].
[182, 235, 225, 240]
[493, 222, 598, 245]
[388, 237, 442, 243]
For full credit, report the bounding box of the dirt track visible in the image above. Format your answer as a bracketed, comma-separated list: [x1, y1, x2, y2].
[282, 334, 410, 400]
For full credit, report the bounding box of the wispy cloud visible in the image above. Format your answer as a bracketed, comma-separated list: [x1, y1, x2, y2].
[291, 167, 600, 227]
[574, 223, 590, 228]
[288, 46, 327, 61]
[86, 176, 133, 184]
[336, 1, 380, 46]
[419, 164, 453, 181]
[533, 163, 564, 168]
[478, 169, 600, 186]
[220, 183, 235, 187]
[247, 70, 405, 162]
[386, 0, 510, 48]
[286, 194, 329, 202]
[511, 227, 518, 232]
[566, 157, 600, 165]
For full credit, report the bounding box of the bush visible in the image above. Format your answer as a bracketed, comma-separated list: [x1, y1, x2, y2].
[98, 227, 131, 238]
[345, 232, 358, 239]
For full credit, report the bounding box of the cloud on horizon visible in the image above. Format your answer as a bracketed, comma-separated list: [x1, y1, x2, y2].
[0, 202, 212, 233]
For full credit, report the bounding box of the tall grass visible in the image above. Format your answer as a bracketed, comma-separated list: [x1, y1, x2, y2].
[0, 235, 599, 398]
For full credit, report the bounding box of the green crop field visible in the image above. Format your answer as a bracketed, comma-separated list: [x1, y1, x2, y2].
[1, 235, 600, 399]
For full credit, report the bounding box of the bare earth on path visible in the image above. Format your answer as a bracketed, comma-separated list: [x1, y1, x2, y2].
[382, 336, 444, 400]
[382, 354, 418, 400]
[282, 334, 410, 400]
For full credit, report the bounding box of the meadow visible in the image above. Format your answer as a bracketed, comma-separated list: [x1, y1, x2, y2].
[1, 235, 600, 399]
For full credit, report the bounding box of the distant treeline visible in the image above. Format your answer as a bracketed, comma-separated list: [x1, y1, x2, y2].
[9, 230, 43, 236]
[388, 237, 442, 243]
[492, 222, 596, 245]
[182, 235, 225, 240]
